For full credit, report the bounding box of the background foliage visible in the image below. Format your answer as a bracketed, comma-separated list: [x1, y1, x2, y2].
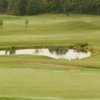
[0, 0, 100, 15]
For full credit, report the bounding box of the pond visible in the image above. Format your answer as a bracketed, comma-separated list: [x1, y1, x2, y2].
[0, 48, 91, 60]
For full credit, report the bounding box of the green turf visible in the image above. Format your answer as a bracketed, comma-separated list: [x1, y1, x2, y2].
[0, 68, 100, 100]
[0, 14, 100, 100]
[0, 55, 100, 69]
[0, 14, 100, 48]
[0, 55, 100, 99]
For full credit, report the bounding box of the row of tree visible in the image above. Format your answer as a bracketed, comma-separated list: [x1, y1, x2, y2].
[0, 0, 100, 16]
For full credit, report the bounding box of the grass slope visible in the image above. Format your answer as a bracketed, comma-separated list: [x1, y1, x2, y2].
[0, 14, 100, 48]
[0, 14, 100, 99]
[0, 55, 100, 69]
[0, 55, 100, 99]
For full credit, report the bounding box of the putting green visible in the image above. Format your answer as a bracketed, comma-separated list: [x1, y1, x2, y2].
[0, 68, 100, 100]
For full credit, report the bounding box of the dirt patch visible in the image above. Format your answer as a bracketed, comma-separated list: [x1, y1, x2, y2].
[16, 61, 85, 70]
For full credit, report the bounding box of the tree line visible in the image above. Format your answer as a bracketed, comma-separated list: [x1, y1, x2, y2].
[0, 0, 100, 16]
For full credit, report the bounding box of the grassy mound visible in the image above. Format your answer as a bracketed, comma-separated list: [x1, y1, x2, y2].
[0, 14, 100, 48]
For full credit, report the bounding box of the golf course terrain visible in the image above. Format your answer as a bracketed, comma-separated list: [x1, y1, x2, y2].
[0, 14, 100, 48]
[0, 14, 100, 100]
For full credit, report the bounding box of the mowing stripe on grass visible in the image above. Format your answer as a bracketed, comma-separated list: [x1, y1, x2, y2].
[0, 96, 64, 100]
[0, 96, 100, 100]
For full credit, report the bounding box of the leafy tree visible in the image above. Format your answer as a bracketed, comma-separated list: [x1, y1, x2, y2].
[0, 0, 8, 13]
[27, 0, 41, 15]
[93, 0, 100, 15]
[63, 0, 74, 16]
[1, 0, 100, 16]
[7, 0, 27, 15]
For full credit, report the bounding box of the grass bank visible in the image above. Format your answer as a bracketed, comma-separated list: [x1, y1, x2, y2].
[0, 14, 100, 49]
[0, 14, 100, 99]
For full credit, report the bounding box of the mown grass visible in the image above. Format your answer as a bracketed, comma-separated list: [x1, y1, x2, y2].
[0, 67, 100, 99]
[0, 14, 100, 48]
[0, 54, 100, 70]
[0, 14, 100, 100]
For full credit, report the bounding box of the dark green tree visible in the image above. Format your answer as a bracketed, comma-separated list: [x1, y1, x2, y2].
[7, 0, 27, 15]
[27, 0, 41, 15]
[0, 0, 8, 13]
[63, 0, 74, 16]
[93, 0, 100, 15]
[2, 0, 100, 15]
